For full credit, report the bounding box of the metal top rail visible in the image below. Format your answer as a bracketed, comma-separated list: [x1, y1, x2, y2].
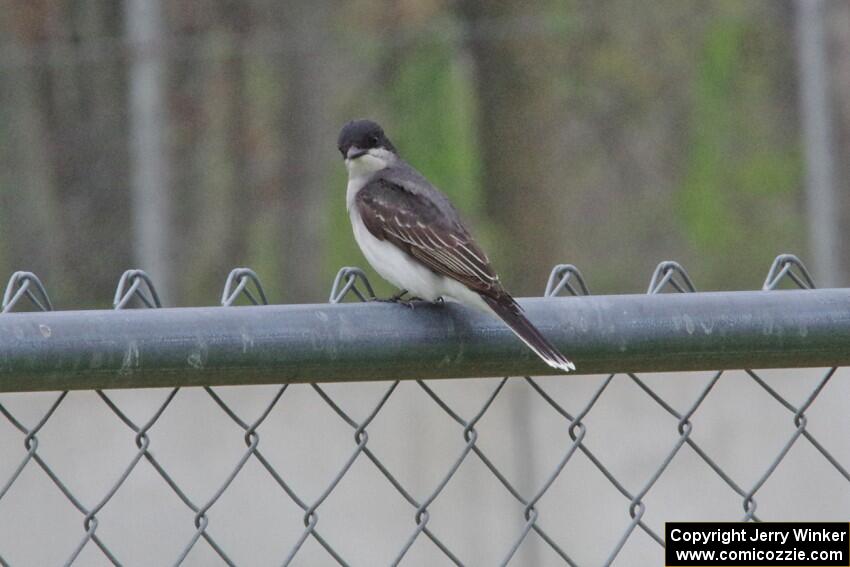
[1, 286, 848, 393]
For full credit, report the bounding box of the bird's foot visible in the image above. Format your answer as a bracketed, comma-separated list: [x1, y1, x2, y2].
[390, 289, 410, 302]
[368, 291, 444, 310]
[401, 296, 441, 309]
[369, 290, 417, 309]
[368, 289, 407, 302]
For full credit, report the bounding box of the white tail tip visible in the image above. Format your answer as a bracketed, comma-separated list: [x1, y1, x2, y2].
[543, 357, 575, 373]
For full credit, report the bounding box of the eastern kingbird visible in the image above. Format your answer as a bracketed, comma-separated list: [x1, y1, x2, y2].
[338, 119, 574, 372]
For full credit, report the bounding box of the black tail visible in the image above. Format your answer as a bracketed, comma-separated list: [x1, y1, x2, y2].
[481, 294, 575, 372]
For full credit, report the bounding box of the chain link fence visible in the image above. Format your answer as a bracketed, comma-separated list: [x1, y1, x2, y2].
[0, 254, 848, 566]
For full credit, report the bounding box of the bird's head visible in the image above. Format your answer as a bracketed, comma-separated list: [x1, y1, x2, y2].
[337, 119, 397, 175]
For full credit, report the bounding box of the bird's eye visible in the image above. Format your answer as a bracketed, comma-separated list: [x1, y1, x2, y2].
[369, 135, 380, 147]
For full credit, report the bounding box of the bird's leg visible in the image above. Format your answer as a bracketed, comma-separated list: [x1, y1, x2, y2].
[369, 289, 412, 305]
[403, 295, 443, 309]
[389, 289, 409, 302]
[391, 289, 421, 309]
[367, 290, 438, 310]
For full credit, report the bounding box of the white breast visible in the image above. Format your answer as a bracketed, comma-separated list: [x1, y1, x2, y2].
[345, 161, 489, 312]
[348, 204, 444, 301]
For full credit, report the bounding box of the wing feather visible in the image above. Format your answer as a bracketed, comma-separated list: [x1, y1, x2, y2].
[356, 178, 500, 295]
[355, 176, 575, 372]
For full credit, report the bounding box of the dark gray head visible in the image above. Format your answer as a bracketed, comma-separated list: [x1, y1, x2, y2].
[337, 119, 397, 160]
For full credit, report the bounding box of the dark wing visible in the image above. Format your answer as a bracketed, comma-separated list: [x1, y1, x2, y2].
[356, 178, 501, 295]
[357, 176, 575, 372]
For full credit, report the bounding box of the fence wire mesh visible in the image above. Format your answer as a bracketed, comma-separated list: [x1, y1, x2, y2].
[0, 254, 848, 566]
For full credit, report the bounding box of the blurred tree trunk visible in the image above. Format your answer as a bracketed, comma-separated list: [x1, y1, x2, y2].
[0, 2, 64, 293]
[825, 0, 850, 285]
[185, 1, 252, 301]
[458, 1, 565, 295]
[125, 0, 173, 302]
[457, 4, 566, 566]
[277, 0, 332, 302]
[794, 0, 842, 287]
[1, 1, 130, 307]
[50, 1, 130, 306]
[71, 2, 130, 305]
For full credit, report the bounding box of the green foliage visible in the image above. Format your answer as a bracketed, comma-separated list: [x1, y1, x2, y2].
[680, 9, 804, 288]
[389, 47, 480, 214]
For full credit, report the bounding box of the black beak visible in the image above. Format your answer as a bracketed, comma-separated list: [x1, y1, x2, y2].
[346, 146, 368, 160]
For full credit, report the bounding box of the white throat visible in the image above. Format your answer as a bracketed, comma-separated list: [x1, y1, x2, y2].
[344, 148, 394, 210]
